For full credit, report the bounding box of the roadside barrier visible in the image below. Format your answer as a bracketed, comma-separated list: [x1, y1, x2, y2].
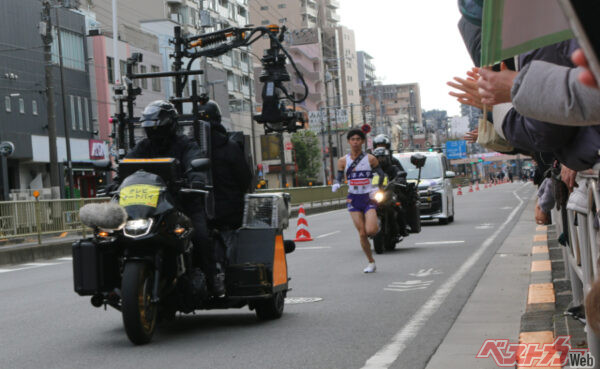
[0, 197, 109, 244]
[293, 205, 313, 242]
[550, 168, 600, 361]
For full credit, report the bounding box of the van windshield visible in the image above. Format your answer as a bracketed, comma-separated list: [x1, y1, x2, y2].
[396, 155, 443, 180]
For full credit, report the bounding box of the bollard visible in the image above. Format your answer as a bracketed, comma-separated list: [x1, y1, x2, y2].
[33, 191, 42, 245]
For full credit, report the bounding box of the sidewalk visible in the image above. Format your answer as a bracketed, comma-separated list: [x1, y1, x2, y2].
[425, 194, 549, 368]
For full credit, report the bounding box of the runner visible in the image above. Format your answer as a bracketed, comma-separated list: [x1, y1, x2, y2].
[332, 128, 386, 273]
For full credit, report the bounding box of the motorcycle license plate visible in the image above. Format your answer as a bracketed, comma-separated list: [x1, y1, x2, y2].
[119, 185, 160, 207]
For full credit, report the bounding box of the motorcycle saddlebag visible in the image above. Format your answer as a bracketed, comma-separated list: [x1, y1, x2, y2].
[72, 239, 120, 296]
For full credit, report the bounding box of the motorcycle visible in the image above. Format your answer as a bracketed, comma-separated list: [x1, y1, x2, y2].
[73, 158, 295, 345]
[372, 153, 426, 254]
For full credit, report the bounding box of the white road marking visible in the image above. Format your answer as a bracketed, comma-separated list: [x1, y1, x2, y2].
[317, 231, 341, 239]
[476, 223, 495, 230]
[414, 241, 465, 246]
[409, 268, 443, 277]
[362, 189, 526, 369]
[384, 280, 433, 293]
[296, 246, 331, 250]
[305, 209, 346, 218]
[384, 287, 428, 292]
[500, 206, 513, 210]
[57, 257, 72, 261]
[0, 262, 59, 274]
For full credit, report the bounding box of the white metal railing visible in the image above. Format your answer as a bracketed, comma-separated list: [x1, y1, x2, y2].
[551, 168, 600, 361]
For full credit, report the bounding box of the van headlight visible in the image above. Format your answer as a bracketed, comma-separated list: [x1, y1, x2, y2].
[374, 191, 385, 203]
[123, 219, 153, 238]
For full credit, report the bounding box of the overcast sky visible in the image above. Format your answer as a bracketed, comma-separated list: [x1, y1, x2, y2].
[338, 0, 475, 116]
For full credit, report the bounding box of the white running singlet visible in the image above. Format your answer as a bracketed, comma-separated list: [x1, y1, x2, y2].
[345, 153, 374, 195]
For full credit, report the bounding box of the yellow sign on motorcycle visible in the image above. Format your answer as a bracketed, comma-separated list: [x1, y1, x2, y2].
[119, 185, 161, 208]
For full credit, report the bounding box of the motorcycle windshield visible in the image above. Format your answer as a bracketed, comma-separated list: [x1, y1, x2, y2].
[118, 170, 173, 219]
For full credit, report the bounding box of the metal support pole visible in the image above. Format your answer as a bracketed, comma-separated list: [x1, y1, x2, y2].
[279, 133, 287, 188]
[55, 8, 74, 198]
[112, 0, 120, 84]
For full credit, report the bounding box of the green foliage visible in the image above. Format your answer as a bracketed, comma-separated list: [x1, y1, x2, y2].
[291, 130, 321, 184]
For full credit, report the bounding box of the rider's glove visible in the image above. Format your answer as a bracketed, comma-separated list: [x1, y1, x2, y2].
[332, 183, 341, 193]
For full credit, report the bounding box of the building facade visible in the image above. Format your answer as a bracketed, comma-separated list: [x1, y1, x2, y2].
[0, 2, 97, 200]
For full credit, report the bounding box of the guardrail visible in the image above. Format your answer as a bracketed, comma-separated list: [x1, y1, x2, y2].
[0, 185, 349, 243]
[257, 185, 348, 207]
[0, 197, 110, 244]
[550, 169, 600, 361]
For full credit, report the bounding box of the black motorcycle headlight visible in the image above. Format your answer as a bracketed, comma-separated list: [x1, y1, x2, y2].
[123, 218, 153, 238]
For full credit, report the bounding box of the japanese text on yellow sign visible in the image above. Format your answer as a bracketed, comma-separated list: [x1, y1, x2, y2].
[119, 185, 161, 208]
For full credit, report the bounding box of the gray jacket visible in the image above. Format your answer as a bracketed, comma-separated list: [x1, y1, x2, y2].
[512, 60, 600, 126]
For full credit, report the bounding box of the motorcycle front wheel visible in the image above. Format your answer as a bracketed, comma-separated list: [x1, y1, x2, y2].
[122, 262, 157, 345]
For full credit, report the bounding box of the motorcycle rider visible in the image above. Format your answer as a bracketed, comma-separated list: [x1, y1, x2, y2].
[372, 134, 409, 237]
[125, 100, 225, 296]
[197, 99, 253, 267]
[373, 134, 405, 178]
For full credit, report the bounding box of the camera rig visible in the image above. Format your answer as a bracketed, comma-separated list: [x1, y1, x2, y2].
[110, 24, 308, 160]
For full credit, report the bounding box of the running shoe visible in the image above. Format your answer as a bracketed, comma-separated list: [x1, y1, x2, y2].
[363, 262, 376, 273]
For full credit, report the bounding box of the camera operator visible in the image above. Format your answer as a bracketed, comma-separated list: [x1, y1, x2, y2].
[198, 99, 253, 271]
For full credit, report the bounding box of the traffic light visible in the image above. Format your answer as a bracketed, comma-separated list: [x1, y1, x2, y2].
[428, 148, 434, 152]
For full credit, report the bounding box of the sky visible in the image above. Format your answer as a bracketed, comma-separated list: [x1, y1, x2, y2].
[338, 0, 475, 117]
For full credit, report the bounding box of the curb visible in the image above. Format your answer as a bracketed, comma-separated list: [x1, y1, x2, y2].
[0, 239, 73, 267]
[517, 225, 588, 368]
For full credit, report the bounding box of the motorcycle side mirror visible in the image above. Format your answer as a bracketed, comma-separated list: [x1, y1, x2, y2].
[92, 160, 114, 171]
[191, 158, 211, 171]
[410, 154, 427, 169]
[284, 240, 295, 254]
[445, 170, 456, 178]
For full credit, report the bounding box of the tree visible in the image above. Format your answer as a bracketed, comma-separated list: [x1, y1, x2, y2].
[291, 130, 321, 186]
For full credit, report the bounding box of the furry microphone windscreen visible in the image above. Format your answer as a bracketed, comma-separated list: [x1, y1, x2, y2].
[79, 203, 128, 230]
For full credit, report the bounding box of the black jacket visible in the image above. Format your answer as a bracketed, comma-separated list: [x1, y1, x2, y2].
[126, 134, 205, 185]
[210, 124, 253, 226]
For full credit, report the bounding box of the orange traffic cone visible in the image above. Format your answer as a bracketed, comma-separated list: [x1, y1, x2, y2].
[294, 205, 313, 242]
[476, 181, 480, 191]
[469, 184, 474, 193]
[457, 185, 463, 196]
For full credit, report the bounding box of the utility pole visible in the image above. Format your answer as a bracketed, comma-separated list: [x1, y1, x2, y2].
[112, 0, 120, 85]
[279, 133, 287, 188]
[55, 6, 74, 198]
[324, 64, 334, 185]
[41, 0, 60, 197]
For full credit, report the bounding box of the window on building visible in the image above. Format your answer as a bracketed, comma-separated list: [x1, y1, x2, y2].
[32, 100, 38, 115]
[119, 60, 127, 80]
[51, 29, 86, 71]
[70, 95, 76, 130]
[261, 135, 281, 160]
[279, 18, 287, 23]
[140, 65, 148, 89]
[4, 96, 10, 112]
[261, 19, 270, 25]
[151, 65, 161, 92]
[107, 57, 114, 84]
[278, 3, 286, 8]
[84, 97, 90, 131]
[349, 90, 354, 96]
[77, 96, 83, 130]
[18, 98, 24, 114]
[260, 5, 268, 10]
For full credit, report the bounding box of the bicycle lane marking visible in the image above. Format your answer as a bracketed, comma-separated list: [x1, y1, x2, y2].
[361, 187, 528, 369]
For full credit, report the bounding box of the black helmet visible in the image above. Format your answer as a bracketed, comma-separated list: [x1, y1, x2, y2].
[199, 100, 222, 126]
[141, 100, 178, 148]
[141, 100, 178, 128]
[373, 134, 391, 149]
[373, 147, 391, 167]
